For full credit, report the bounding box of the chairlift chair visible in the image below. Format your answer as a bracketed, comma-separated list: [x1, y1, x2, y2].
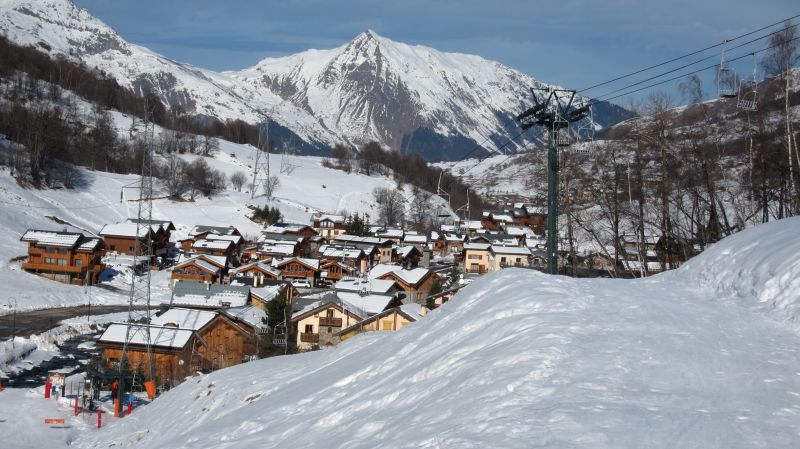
[737, 53, 758, 111]
[272, 322, 287, 346]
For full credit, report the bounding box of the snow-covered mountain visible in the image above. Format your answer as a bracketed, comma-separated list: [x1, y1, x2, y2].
[0, 0, 630, 159]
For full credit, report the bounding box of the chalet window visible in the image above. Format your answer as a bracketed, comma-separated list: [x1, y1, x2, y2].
[326, 309, 334, 318]
[129, 246, 134, 252]
[110, 245, 116, 251]
[327, 326, 332, 333]
[58, 258, 67, 266]
[501, 257, 506, 263]
[516, 258, 522, 263]
[469, 254, 481, 260]
[75, 259, 83, 267]
[304, 324, 314, 334]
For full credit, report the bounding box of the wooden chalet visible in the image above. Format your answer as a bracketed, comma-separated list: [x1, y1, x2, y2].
[229, 261, 282, 286]
[191, 239, 235, 259]
[333, 235, 395, 265]
[97, 308, 258, 385]
[312, 214, 346, 240]
[396, 245, 423, 268]
[319, 260, 358, 282]
[20, 229, 104, 285]
[170, 254, 227, 285]
[274, 257, 320, 285]
[369, 264, 440, 302]
[189, 225, 241, 239]
[291, 297, 367, 350]
[126, 219, 175, 257]
[99, 222, 153, 256]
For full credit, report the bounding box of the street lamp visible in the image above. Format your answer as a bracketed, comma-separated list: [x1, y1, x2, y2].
[8, 298, 17, 348]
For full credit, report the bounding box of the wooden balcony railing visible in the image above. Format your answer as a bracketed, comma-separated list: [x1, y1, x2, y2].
[318, 317, 342, 327]
[300, 333, 319, 343]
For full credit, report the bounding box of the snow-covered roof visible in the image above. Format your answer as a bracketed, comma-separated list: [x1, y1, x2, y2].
[177, 253, 227, 268]
[193, 239, 233, 251]
[173, 257, 222, 274]
[334, 234, 391, 246]
[170, 282, 250, 308]
[403, 234, 428, 244]
[151, 308, 217, 330]
[320, 245, 364, 259]
[230, 261, 281, 277]
[491, 246, 532, 256]
[20, 229, 82, 247]
[464, 242, 491, 251]
[77, 237, 102, 251]
[263, 223, 311, 235]
[368, 264, 433, 286]
[274, 257, 320, 270]
[396, 245, 418, 259]
[99, 223, 150, 238]
[224, 306, 267, 330]
[257, 243, 296, 256]
[250, 285, 283, 303]
[98, 323, 194, 349]
[335, 278, 398, 295]
[205, 234, 244, 244]
[375, 228, 404, 238]
[190, 225, 238, 237]
[314, 214, 345, 224]
[337, 292, 394, 315]
[291, 295, 369, 321]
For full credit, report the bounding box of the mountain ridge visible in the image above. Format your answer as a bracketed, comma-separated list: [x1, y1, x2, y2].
[0, 0, 632, 159]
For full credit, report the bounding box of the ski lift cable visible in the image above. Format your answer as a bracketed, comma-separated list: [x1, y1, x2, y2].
[590, 23, 798, 103]
[593, 36, 800, 105]
[577, 13, 800, 93]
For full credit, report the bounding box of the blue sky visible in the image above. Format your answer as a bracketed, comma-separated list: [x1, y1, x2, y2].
[73, 0, 797, 104]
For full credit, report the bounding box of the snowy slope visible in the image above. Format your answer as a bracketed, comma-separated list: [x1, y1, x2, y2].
[75, 217, 800, 449]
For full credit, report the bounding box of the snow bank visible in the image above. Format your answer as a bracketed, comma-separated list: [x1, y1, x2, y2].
[79, 219, 800, 449]
[667, 216, 800, 328]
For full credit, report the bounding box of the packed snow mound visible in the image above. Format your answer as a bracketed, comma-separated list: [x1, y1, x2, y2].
[667, 217, 800, 327]
[80, 221, 800, 449]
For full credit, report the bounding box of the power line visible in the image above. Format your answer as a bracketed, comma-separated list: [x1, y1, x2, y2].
[578, 13, 800, 93]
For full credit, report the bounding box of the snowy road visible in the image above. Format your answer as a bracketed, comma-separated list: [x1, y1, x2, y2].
[0, 306, 134, 339]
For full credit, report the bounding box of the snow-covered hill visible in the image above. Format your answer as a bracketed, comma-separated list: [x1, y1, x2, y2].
[0, 0, 630, 159]
[76, 217, 800, 449]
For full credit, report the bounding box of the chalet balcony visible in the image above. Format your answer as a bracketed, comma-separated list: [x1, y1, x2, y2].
[300, 332, 319, 343]
[22, 261, 101, 273]
[467, 266, 487, 274]
[282, 269, 311, 278]
[318, 317, 342, 327]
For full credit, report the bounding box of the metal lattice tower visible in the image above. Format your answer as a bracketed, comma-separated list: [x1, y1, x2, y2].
[517, 88, 589, 274]
[118, 101, 157, 411]
[250, 118, 271, 199]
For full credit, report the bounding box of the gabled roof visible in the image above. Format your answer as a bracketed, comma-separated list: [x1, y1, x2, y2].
[335, 278, 398, 295]
[463, 242, 491, 251]
[99, 223, 151, 239]
[169, 281, 250, 308]
[77, 237, 102, 252]
[320, 245, 365, 259]
[223, 306, 267, 331]
[177, 253, 227, 268]
[192, 239, 234, 251]
[151, 308, 217, 330]
[205, 234, 245, 245]
[263, 223, 314, 235]
[403, 234, 428, 244]
[230, 261, 281, 278]
[249, 285, 283, 303]
[334, 234, 393, 246]
[173, 256, 223, 274]
[491, 245, 532, 256]
[257, 242, 297, 256]
[98, 323, 194, 349]
[126, 218, 176, 232]
[291, 294, 369, 321]
[335, 303, 424, 337]
[368, 264, 434, 287]
[396, 245, 421, 259]
[314, 214, 345, 224]
[274, 257, 320, 271]
[20, 229, 83, 247]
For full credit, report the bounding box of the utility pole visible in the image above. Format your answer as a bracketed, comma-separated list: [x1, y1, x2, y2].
[517, 88, 589, 274]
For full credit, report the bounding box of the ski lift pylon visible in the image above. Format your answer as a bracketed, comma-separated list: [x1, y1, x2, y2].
[717, 40, 739, 99]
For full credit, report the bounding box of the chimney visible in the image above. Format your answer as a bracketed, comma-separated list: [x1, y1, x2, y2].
[419, 304, 428, 317]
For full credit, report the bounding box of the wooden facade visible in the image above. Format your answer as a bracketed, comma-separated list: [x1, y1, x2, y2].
[20, 230, 104, 285]
[191, 317, 257, 371]
[100, 345, 193, 386]
[337, 307, 420, 342]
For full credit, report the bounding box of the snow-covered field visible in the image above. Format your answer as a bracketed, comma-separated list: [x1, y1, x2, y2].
[58, 217, 800, 449]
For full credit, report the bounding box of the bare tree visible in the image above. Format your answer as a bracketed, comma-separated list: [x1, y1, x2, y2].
[202, 135, 219, 156]
[230, 171, 248, 192]
[410, 186, 433, 231]
[263, 175, 280, 200]
[373, 187, 406, 226]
